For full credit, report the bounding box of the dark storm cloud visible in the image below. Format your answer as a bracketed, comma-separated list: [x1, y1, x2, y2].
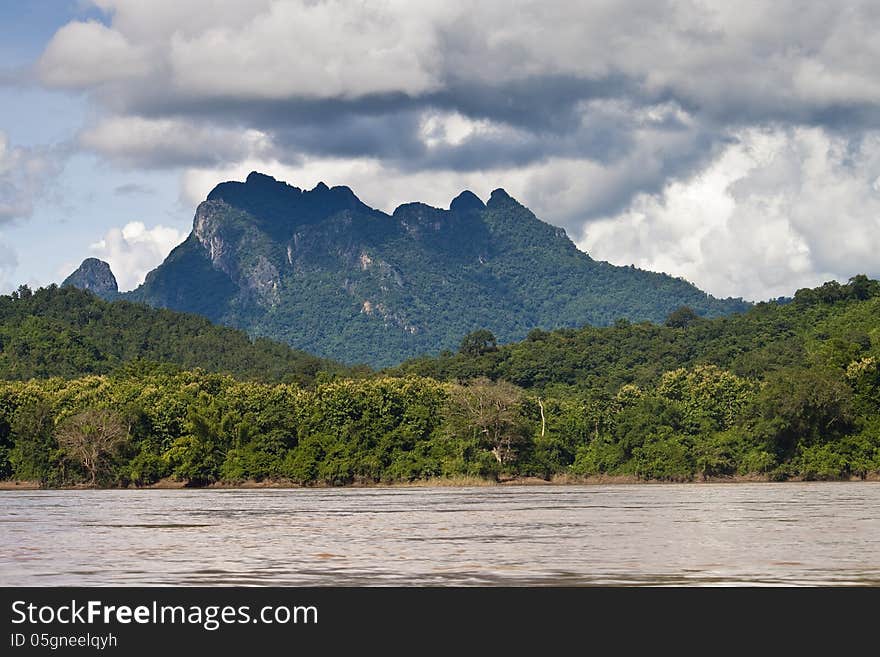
[94, 72, 677, 184]
[111, 72, 645, 150]
[430, 74, 643, 133]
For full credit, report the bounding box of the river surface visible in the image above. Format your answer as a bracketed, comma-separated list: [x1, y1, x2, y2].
[2, 483, 878, 586]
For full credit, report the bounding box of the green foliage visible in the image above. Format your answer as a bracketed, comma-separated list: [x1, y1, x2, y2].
[752, 368, 854, 457]
[128, 449, 168, 486]
[665, 306, 701, 328]
[390, 274, 880, 394]
[571, 440, 627, 476]
[657, 365, 758, 431]
[0, 285, 346, 384]
[632, 431, 694, 481]
[164, 435, 222, 486]
[8, 398, 58, 484]
[796, 443, 850, 480]
[459, 330, 498, 357]
[2, 276, 880, 486]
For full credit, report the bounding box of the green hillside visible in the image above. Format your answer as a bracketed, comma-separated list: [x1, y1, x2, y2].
[390, 276, 880, 394]
[1, 277, 878, 487]
[0, 285, 348, 383]
[109, 172, 750, 366]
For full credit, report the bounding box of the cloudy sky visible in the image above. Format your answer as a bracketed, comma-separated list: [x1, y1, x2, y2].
[2, 1, 880, 299]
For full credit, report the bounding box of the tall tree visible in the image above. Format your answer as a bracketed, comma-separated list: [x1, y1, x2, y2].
[56, 409, 129, 486]
[445, 378, 532, 465]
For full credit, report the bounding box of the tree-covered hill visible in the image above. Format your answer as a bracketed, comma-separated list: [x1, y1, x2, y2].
[66, 172, 751, 367]
[0, 285, 349, 384]
[1, 278, 877, 487]
[389, 276, 880, 395]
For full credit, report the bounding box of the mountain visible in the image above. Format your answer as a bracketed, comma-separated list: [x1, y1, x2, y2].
[0, 285, 346, 383]
[390, 275, 880, 393]
[71, 172, 750, 366]
[62, 257, 118, 298]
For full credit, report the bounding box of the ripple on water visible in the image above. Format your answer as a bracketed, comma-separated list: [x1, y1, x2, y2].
[1, 482, 879, 586]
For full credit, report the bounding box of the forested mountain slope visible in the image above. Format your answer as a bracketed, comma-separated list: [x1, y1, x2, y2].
[65, 172, 753, 366]
[0, 285, 346, 384]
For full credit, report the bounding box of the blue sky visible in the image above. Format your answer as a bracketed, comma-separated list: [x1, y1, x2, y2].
[0, 1, 186, 291]
[0, 1, 90, 66]
[2, 1, 880, 300]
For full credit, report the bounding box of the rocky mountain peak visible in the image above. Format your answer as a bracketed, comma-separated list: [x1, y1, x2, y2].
[120, 173, 749, 367]
[205, 172, 375, 238]
[245, 171, 283, 186]
[62, 258, 118, 299]
[449, 190, 486, 213]
[487, 188, 516, 209]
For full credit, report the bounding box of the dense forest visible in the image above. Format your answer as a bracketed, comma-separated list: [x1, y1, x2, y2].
[389, 276, 880, 393]
[0, 276, 878, 487]
[0, 285, 350, 383]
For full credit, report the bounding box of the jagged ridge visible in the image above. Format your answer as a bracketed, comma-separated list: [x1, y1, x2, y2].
[67, 173, 750, 366]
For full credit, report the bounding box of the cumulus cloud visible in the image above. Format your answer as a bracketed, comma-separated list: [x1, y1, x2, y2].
[46, 0, 880, 173]
[79, 117, 276, 168]
[38, 20, 153, 88]
[0, 131, 62, 222]
[89, 221, 185, 290]
[32, 0, 880, 298]
[44, 2, 880, 119]
[580, 127, 880, 300]
[169, 1, 441, 99]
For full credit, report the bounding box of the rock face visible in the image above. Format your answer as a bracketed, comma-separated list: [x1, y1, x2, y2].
[115, 172, 749, 366]
[62, 258, 118, 299]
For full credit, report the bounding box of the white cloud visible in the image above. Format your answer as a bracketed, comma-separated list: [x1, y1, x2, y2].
[39, 1, 880, 109]
[38, 20, 153, 88]
[419, 112, 505, 149]
[38, 1, 443, 98]
[0, 131, 61, 222]
[580, 127, 880, 300]
[90, 221, 186, 290]
[167, 1, 441, 99]
[79, 117, 275, 168]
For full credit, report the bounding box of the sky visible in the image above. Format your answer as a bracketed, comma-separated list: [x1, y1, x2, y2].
[1, 1, 880, 300]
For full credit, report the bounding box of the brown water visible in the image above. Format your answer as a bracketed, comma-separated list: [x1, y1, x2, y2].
[1, 483, 878, 586]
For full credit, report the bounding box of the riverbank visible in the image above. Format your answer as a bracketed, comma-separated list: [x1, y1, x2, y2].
[3, 472, 878, 490]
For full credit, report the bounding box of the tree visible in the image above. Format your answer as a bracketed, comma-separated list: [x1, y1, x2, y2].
[14, 284, 32, 300]
[664, 306, 700, 328]
[458, 329, 498, 357]
[444, 378, 533, 465]
[754, 368, 853, 457]
[848, 274, 879, 300]
[9, 399, 57, 483]
[56, 408, 129, 486]
[163, 435, 222, 485]
[657, 365, 758, 431]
